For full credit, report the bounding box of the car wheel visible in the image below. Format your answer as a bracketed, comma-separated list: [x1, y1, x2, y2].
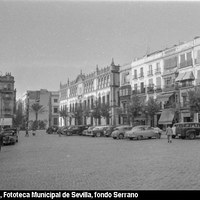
[113, 137, 117, 139]
[188, 132, 196, 140]
[172, 135, 176, 139]
[129, 138, 133, 140]
[137, 136, 143, 140]
[118, 134, 124, 139]
[96, 132, 101, 137]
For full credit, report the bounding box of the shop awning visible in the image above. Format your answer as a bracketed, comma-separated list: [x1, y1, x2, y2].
[182, 71, 195, 81]
[158, 109, 174, 125]
[175, 71, 195, 82]
[156, 93, 173, 102]
[175, 72, 185, 82]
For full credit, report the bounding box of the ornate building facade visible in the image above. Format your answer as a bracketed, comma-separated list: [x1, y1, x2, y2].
[0, 72, 16, 128]
[129, 36, 200, 126]
[59, 60, 120, 126]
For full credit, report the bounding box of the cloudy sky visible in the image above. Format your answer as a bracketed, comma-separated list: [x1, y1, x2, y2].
[1, 0, 200, 99]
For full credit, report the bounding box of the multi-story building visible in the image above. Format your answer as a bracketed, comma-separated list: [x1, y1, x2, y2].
[0, 72, 16, 128]
[129, 36, 200, 126]
[59, 60, 120, 126]
[118, 63, 132, 125]
[21, 89, 59, 129]
[49, 91, 59, 127]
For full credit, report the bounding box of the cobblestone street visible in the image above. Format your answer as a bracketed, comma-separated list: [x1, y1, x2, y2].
[1, 130, 200, 190]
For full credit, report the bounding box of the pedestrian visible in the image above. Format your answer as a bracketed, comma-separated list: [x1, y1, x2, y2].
[166, 124, 173, 143]
[0, 132, 4, 152]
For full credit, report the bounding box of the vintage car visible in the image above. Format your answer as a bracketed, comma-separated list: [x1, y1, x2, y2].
[172, 122, 200, 139]
[111, 125, 132, 139]
[82, 126, 95, 136]
[86, 126, 109, 137]
[103, 125, 116, 137]
[124, 125, 161, 140]
[2, 128, 18, 145]
[65, 125, 89, 136]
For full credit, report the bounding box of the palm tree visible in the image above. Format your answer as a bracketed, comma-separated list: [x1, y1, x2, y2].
[30, 103, 46, 130]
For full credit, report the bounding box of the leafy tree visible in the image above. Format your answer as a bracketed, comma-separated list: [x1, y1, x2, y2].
[13, 100, 23, 128]
[100, 103, 111, 125]
[127, 95, 144, 124]
[59, 107, 68, 126]
[30, 103, 45, 130]
[72, 106, 83, 125]
[82, 106, 91, 125]
[145, 97, 160, 126]
[188, 87, 200, 121]
[91, 100, 101, 125]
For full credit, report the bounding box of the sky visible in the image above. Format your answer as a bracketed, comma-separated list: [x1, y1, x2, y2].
[1, 0, 200, 99]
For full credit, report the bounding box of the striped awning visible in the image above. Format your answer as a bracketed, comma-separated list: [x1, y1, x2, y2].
[156, 93, 173, 102]
[158, 109, 174, 125]
[175, 71, 195, 82]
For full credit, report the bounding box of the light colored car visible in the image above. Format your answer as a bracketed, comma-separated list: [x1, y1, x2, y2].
[111, 125, 132, 139]
[82, 126, 95, 136]
[86, 126, 109, 137]
[125, 125, 161, 140]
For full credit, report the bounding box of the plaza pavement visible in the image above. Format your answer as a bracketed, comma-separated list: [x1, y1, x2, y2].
[0, 130, 200, 190]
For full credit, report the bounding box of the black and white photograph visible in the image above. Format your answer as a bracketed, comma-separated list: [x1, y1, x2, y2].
[1, 0, 200, 197]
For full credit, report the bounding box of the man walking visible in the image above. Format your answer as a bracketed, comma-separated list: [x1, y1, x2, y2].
[166, 125, 173, 143]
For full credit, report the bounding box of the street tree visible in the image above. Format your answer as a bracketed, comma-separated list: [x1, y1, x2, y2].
[100, 103, 111, 124]
[30, 103, 46, 130]
[91, 100, 101, 125]
[72, 106, 83, 125]
[145, 97, 160, 126]
[59, 107, 68, 126]
[188, 87, 200, 121]
[127, 95, 144, 124]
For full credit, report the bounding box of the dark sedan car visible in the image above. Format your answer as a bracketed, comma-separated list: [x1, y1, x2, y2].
[65, 125, 89, 136]
[2, 128, 18, 145]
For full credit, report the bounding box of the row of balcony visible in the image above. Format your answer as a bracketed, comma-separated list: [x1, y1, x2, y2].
[133, 69, 162, 80]
[131, 83, 194, 95]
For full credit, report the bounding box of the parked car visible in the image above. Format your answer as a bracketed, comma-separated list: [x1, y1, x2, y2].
[103, 125, 116, 137]
[82, 126, 95, 136]
[125, 125, 161, 140]
[65, 125, 89, 136]
[2, 128, 18, 145]
[173, 122, 200, 139]
[46, 126, 58, 134]
[111, 125, 132, 139]
[153, 127, 164, 136]
[56, 126, 68, 135]
[86, 126, 109, 137]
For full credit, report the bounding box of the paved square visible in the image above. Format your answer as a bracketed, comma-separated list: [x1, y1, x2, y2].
[0, 131, 200, 190]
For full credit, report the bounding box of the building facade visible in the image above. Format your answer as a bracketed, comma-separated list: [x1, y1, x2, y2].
[59, 60, 120, 126]
[129, 36, 200, 126]
[49, 91, 59, 127]
[0, 72, 16, 128]
[21, 89, 59, 129]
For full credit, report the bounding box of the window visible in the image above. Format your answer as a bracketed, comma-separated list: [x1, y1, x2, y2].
[156, 77, 161, 88]
[134, 70, 137, 79]
[54, 99, 58, 103]
[164, 56, 178, 69]
[54, 107, 58, 113]
[156, 63, 160, 71]
[53, 118, 58, 126]
[148, 79, 153, 87]
[134, 84, 137, 92]
[140, 68, 144, 77]
[148, 65, 153, 75]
